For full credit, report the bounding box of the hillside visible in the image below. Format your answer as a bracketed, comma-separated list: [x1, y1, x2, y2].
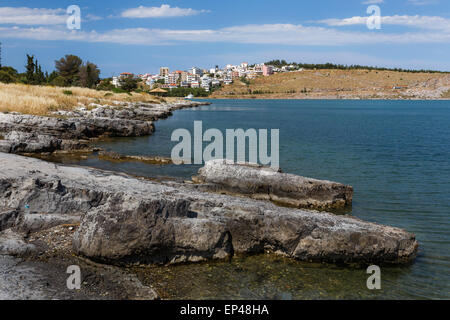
[210, 69, 450, 100]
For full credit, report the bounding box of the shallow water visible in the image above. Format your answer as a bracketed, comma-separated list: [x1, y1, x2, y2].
[64, 99, 449, 299]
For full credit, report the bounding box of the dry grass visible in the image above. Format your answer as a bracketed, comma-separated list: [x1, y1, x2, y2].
[442, 89, 450, 98]
[211, 69, 448, 99]
[0, 83, 163, 116]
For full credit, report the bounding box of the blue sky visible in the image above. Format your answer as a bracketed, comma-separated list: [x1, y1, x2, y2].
[1, 0, 450, 76]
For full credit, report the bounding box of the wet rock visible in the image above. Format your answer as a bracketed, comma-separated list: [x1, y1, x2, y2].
[98, 151, 173, 165]
[0, 153, 418, 266]
[193, 160, 354, 210]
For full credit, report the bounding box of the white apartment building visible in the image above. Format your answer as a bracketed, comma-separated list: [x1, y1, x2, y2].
[165, 73, 179, 85]
[186, 74, 199, 83]
[190, 67, 203, 76]
[112, 76, 120, 87]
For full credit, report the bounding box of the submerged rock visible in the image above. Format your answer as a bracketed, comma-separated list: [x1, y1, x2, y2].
[0, 153, 418, 266]
[98, 151, 173, 165]
[193, 160, 353, 210]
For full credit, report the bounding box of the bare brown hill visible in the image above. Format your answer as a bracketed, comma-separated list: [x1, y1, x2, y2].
[210, 69, 450, 100]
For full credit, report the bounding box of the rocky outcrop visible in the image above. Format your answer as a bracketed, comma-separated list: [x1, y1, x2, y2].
[193, 160, 353, 210]
[0, 153, 418, 266]
[0, 101, 208, 154]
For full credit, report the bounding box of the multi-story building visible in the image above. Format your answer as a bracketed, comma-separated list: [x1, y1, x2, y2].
[180, 71, 189, 82]
[165, 72, 180, 85]
[112, 76, 120, 87]
[159, 67, 169, 77]
[262, 65, 273, 76]
[190, 67, 203, 76]
[186, 73, 199, 84]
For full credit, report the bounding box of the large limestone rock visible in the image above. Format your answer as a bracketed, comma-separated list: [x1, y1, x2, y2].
[193, 160, 353, 210]
[0, 153, 418, 266]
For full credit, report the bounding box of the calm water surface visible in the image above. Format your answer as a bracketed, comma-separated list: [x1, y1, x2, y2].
[63, 99, 449, 299]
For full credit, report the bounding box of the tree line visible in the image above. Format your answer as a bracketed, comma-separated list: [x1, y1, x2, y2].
[265, 59, 448, 74]
[0, 54, 100, 88]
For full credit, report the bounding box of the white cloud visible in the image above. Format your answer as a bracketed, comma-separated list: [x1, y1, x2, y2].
[319, 15, 450, 31]
[0, 7, 102, 25]
[121, 4, 206, 18]
[407, 0, 439, 5]
[0, 23, 449, 46]
[0, 7, 67, 25]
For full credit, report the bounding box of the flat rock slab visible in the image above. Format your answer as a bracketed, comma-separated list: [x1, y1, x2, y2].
[193, 160, 353, 210]
[0, 153, 418, 266]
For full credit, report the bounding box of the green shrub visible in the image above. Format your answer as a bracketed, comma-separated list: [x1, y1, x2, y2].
[62, 90, 73, 95]
[50, 76, 68, 87]
[0, 70, 17, 84]
[111, 87, 128, 94]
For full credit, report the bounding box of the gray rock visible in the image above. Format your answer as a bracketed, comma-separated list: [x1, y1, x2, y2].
[0, 209, 19, 231]
[0, 153, 418, 266]
[0, 101, 208, 154]
[0, 229, 37, 256]
[193, 160, 353, 210]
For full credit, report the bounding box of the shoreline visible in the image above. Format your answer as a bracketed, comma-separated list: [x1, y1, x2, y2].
[201, 96, 450, 101]
[0, 98, 417, 298]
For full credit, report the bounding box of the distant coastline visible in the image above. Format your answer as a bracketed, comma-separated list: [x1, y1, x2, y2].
[200, 96, 450, 101]
[208, 69, 450, 101]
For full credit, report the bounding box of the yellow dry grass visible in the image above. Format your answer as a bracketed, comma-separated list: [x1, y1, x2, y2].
[0, 83, 163, 116]
[211, 69, 448, 99]
[442, 89, 450, 98]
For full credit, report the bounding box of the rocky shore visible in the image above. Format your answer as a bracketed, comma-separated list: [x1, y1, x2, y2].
[1, 153, 418, 263]
[0, 100, 208, 154]
[0, 100, 419, 299]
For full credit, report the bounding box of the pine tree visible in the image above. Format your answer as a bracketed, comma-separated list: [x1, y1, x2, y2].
[25, 54, 35, 84]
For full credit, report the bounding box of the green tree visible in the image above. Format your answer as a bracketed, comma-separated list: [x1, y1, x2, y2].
[0, 70, 16, 83]
[55, 54, 82, 86]
[50, 76, 69, 87]
[96, 78, 115, 91]
[78, 62, 100, 88]
[25, 54, 35, 84]
[34, 59, 46, 84]
[119, 77, 138, 92]
[0, 66, 18, 77]
[46, 71, 59, 84]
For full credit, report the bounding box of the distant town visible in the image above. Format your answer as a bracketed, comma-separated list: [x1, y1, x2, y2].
[111, 62, 289, 92]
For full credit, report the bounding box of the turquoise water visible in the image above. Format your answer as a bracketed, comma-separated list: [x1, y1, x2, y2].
[68, 99, 449, 299]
